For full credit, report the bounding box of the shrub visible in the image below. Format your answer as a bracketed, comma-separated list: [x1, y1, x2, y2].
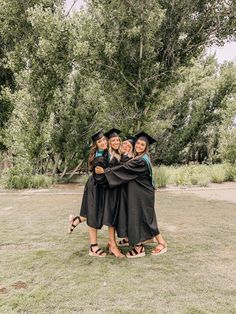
[224, 163, 236, 182]
[153, 166, 169, 188]
[3, 173, 54, 189]
[209, 164, 226, 183]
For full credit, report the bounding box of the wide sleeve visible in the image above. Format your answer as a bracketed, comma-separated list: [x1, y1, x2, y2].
[105, 158, 147, 188]
[93, 156, 108, 185]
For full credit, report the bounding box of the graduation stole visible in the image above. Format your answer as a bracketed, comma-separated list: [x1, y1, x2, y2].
[142, 154, 155, 187]
[95, 149, 104, 158]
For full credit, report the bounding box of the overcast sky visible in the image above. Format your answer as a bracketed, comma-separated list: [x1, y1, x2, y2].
[64, 0, 236, 64]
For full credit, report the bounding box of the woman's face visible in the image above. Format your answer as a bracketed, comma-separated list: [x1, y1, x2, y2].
[122, 140, 133, 153]
[96, 136, 108, 150]
[135, 139, 147, 154]
[110, 136, 121, 150]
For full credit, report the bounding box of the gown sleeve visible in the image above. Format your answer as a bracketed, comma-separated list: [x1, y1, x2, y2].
[93, 156, 108, 185]
[105, 158, 147, 188]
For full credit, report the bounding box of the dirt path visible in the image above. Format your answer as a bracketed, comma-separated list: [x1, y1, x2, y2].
[1, 182, 236, 204]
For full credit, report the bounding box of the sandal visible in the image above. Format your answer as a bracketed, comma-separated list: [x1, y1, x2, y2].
[126, 244, 145, 258]
[68, 215, 82, 234]
[89, 243, 106, 257]
[118, 238, 129, 247]
[151, 242, 167, 256]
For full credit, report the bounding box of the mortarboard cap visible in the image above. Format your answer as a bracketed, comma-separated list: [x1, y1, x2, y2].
[104, 128, 121, 139]
[91, 129, 104, 142]
[124, 135, 136, 146]
[135, 131, 156, 145]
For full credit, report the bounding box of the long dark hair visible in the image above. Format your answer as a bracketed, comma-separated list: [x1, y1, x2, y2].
[88, 144, 97, 172]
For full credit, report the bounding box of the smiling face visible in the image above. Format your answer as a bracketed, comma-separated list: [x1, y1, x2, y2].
[122, 140, 133, 153]
[109, 136, 121, 150]
[96, 136, 108, 150]
[135, 139, 147, 155]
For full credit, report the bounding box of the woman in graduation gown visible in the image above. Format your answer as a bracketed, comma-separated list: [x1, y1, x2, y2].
[116, 136, 135, 246]
[68, 129, 108, 257]
[96, 132, 167, 258]
[102, 128, 125, 258]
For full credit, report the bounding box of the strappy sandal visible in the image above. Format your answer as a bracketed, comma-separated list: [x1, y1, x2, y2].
[68, 215, 82, 234]
[126, 244, 145, 258]
[151, 242, 167, 256]
[118, 238, 129, 247]
[89, 243, 106, 257]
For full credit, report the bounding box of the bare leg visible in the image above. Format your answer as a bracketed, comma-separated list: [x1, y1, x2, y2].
[151, 233, 167, 255]
[88, 226, 97, 244]
[88, 226, 106, 257]
[68, 215, 86, 234]
[108, 227, 125, 257]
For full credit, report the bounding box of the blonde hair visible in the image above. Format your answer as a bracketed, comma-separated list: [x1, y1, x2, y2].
[108, 137, 122, 161]
[122, 140, 134, 158]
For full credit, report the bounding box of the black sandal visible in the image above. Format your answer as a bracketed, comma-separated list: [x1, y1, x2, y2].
[126, 244, 145, 258]
[118, 238, 129, 247]
[68, 215, 82, 234]
[89, 243, 106, 257]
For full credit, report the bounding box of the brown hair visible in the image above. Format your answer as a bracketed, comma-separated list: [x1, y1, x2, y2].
[88, 144, 97, 172]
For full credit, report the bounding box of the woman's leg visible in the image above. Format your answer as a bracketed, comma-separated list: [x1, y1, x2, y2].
[151, 233, 167, 255]
[108, 227, 125, 257]
[88, 226, 106, 257]
[68, 215, 86, 234]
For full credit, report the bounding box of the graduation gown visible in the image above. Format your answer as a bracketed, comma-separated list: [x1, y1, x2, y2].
[115, 154, 132, 238]
[80, 152, 108, 229]
[105, 156, 160, 246]
[102, 156, 121, 227]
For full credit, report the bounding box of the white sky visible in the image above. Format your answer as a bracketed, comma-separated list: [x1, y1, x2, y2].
[64, 0, 236, 64]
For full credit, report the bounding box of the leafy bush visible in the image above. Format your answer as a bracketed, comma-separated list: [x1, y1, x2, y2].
[224, 163, 236, 182]
[3, 173, 54, 189]
[209, 164, 226, 183]
[153, 166, 169, 188]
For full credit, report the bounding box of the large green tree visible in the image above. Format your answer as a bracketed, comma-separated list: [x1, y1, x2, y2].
[147, 58, 236, 164]
[75, 0, 236, 131]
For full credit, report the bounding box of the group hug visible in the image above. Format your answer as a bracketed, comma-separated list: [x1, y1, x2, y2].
[68, 128, 167, 258]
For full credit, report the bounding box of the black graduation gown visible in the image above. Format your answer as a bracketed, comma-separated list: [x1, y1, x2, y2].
[115, 154, 132, 238]
[105, 157, 160, 246]
[102, 156, 121, 227]
[80, 154, 108, 229]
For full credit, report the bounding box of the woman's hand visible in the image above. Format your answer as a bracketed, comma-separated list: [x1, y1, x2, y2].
[95, 166, 105, 174]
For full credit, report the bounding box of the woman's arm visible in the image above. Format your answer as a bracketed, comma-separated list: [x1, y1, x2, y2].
[100, 158, 147, 188]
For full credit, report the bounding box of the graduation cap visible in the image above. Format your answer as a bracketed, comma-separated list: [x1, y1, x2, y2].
[135, 131, 157, 145]
[91, 129, 104, 142]
[124, 135, 136, 146]
[104, 128, 121, 139]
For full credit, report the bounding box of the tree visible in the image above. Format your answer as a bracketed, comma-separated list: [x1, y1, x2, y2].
[147, 58, 236, 164]
[75, 0, 236, 131]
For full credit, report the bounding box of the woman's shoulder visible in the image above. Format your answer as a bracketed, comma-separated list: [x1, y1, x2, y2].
[126, 157, 146, 167]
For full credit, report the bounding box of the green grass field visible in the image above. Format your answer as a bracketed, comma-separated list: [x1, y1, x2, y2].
[0, 186, 236, 313]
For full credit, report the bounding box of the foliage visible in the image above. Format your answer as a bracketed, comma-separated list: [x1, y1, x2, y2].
[153, 166, 169, 188]
[152, 163, 236, 187]
[0, 0, 236, 187]
[218, 93, 236, 164]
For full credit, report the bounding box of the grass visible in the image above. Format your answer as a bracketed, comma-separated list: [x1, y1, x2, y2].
[153, 163, 236, 188]
[1, 163, 236, 189]
[0, 186, 236, 313]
